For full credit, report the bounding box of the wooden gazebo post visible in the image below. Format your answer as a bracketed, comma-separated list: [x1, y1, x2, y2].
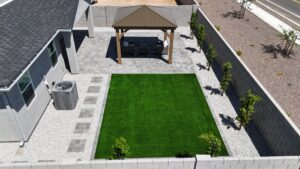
[116, 29, 122, 64]
[168, 29, 174, 64]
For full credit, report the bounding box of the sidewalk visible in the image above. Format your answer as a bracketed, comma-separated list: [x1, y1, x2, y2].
[236, 0, 300, 44]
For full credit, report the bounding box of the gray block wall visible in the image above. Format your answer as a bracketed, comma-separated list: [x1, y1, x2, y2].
[2, 33, 67, 141]
[0, 156, 299, 169]
[75, 5, 196, 27]
[195, 8, 300, 155]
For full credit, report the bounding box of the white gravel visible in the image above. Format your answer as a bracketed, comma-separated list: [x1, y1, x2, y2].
[178, 27, 260, 157]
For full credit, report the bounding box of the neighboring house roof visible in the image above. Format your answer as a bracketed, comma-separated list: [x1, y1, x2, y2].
[0, 0, 80, 89]
[112, 5, 177, 29]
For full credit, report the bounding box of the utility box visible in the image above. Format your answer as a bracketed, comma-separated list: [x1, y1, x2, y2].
[52, 81, 78, 110]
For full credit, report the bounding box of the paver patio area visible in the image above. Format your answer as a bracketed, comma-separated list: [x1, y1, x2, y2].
[74, 29, 194, 74]
[95, 74, 228, 158]
[0, 74, 110, 162]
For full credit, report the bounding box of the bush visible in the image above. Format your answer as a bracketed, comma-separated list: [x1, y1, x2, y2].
[236, 90, 261, 129]
[199, 132, 222, 157]
[236, 50, 242, 56]
[112, 137, 129, 159]
[196, 24, 206, 52]
[220, 62, 232, 96]
[215, 25, 221, 31]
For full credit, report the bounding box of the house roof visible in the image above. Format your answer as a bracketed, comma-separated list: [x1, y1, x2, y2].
[0, 0, 80, 89]
[112, 5, 177, 29]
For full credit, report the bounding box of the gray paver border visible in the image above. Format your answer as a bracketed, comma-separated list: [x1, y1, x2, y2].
[90, 74, 112, 160]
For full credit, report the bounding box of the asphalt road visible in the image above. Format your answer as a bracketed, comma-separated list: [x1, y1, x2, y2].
[268, 0, 300, 16]
[256, 0, 300, 30]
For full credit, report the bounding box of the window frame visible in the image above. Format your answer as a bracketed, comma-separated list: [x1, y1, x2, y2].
[47, 41, 58, 67]
[17, 71, 36, 107]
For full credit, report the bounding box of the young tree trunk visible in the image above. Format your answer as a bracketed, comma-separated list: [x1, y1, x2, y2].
[199, 45, 202, 53]
[207, 64, 211, 71]
[283, 41, 290, 56]
[287, 42, 295, 56]
[238, 123, 242, 130]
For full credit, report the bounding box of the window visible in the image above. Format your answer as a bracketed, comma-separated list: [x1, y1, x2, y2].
[47, 41, 58, 67]
[18, 72, 35, 106]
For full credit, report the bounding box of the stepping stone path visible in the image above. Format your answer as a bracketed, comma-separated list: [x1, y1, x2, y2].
[67, 139, 87, 152]
[67, 76, 103, 153]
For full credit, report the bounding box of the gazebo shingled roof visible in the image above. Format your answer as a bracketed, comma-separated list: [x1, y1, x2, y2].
[112, 5, 177, 29]
[112, 5, 177, 64]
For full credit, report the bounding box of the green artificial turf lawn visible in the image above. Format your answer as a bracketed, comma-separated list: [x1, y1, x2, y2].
[95, 74, 228, 158]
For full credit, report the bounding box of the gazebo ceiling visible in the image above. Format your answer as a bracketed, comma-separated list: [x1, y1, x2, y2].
[112, 5, 177, 29]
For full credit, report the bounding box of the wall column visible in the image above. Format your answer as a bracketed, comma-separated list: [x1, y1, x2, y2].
[168, 29, 174, 64]
[116, 29, 122, 64]
[164, 31, 167, 41]
[87, 6, 95, 38]
[63, 32, 80, 73]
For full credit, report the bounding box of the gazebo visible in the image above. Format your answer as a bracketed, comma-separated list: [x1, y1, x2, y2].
[112, 5, 177, 64]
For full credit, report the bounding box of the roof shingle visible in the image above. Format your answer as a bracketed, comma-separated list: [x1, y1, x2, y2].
[0, 0, 79, 88]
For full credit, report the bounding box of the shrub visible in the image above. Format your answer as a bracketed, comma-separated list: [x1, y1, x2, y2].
[112, 137, 129, 159]
[220, 62, 232, 96]
[189, 12, 197, 39]
[215, 25, 221, 31]
[236, 90, 261, 129]
[196, 24, 206, 52]
[207, 45, 216, 71]
[199, 132, 222, 157]
[236, 50, 242, 56]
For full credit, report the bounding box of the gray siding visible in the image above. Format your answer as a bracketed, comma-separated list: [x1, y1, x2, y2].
[3, 34, 67, 141]
[0, 94, 20, 141]
[195, 8, 300, 155]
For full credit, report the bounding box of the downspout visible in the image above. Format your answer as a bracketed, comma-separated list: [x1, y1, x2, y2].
[2, 93, 25, 143]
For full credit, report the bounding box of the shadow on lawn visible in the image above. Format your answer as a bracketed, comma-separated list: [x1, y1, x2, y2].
[175, 151, 193, 158]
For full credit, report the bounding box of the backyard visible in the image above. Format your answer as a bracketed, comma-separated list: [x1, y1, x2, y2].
[95, 74, 228, 158]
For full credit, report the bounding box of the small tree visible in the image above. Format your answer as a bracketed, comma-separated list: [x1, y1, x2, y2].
[112, 137, 129, 159]
[188, 12, 197, 39]
[278, 28, 298, 57]
[220, 62, 232, 96]
[199, 132, 222, 157]
[207, 45, 216, 71]
[239, 0, 255, 19]
[196, 24, 205, 53]
[236, 90, 261, 130]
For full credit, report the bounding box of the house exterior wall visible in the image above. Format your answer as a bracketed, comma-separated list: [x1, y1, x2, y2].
[0, 33, 67, 142]
[0, 93, 21, 141]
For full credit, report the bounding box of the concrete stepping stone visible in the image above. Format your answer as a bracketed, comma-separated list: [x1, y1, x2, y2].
[67, 139, 86, 152]
[79, 108, 94, 118]
[87, 86, 101, 93]
[91, 77, 102, 83]
[83, 96, 98, 104]
[74, 123, 91, 134]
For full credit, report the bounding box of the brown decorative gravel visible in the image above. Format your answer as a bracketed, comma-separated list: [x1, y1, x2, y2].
[199, 0, 300, 128]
